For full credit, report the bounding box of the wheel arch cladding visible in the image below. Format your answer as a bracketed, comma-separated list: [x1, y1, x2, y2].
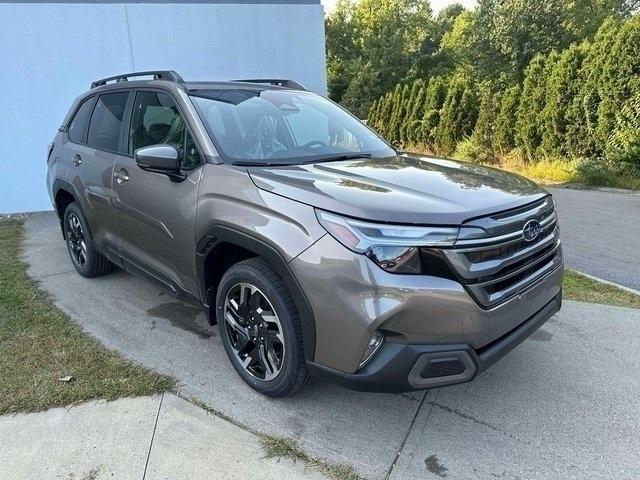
[197, 225, 316, 361]
[52, 179, 80, 235]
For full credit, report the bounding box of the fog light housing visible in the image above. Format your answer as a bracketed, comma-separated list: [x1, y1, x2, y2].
[359, 331, 385, 368]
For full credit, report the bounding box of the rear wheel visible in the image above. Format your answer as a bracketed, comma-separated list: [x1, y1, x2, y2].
[216, 258, 308, 397]
[63, 202, 114, 278]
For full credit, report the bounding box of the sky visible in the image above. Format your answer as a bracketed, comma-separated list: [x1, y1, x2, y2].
[320, 0, 477, 14]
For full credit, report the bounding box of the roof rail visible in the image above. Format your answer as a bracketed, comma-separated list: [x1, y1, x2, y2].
[90, 70, 184, 89]
[233, 79, 306, 91]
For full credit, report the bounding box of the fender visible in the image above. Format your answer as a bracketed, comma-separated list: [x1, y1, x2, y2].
[52, 179, 82, 235]
[196, 225, 317, 361]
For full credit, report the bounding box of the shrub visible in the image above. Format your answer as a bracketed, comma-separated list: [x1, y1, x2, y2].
[453, 137, 480, 162]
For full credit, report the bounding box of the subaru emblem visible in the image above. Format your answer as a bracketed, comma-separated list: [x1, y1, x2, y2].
[522, 219, 541, 242]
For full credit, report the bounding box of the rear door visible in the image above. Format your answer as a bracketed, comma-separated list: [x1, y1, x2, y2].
[112, 89, 203, 298]
[67, 91, 130, 255]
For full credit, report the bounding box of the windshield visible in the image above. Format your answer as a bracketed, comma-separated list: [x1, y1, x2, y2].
[189, 89, 395, 165]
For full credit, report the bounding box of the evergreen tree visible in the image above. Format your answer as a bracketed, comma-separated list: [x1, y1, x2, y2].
[390, 84, 410, 142]
[606, 92, 640, 168]
[407, 85, 427, 145]
[596, 15, 640, 153]
[473, 89, 500, 162]
[515, 54, 550, 160]
[420, 77, 448, 148]
[400, 80, 423, 144]
[493, 85, 521, 154]
[573, 19, 620, 157]
[541, 44, 587, 157]
[435, 75, 477, 155]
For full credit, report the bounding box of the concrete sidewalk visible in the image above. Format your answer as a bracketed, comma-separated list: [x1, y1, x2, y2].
[0, 393, 325, 480]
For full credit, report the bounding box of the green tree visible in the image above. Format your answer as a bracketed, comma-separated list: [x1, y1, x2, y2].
[435, 74, 478, 155]
[606, 92, 640, 167]
[420, 76, 448, 148]
[516, 54, 551, 160]
[406, 85, 427, 145]
[472, 88, 500, 162]
[389, 84, 410, 142]
[596, 15, 640, 152]
[540, 44, 587, 156]
[493, 85, 521, 154]
[400, 80, 423, 143]
[325, 0, 357, 103]
[329, 0, 434, 118]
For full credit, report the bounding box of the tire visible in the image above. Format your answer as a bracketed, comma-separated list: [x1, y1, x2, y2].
[216, 258, 308, 397]
[63, 202, 115, 278]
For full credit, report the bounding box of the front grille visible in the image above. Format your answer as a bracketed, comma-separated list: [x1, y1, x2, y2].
[441, 196, 562, 308]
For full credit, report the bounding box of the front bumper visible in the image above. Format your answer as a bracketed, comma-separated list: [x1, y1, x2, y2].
[307, 291, 562, 392]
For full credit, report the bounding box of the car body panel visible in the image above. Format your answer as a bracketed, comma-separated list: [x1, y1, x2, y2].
[195, 163, 327, 265]
[112, 157, 202, 297]
[248, 154, 546, 225]
[290, 233, 564, 373]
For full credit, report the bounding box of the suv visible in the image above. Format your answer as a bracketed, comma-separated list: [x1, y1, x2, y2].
[47, 70, 563, 397]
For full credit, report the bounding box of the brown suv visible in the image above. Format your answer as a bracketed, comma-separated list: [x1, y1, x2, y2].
[47, 70, 563, 396]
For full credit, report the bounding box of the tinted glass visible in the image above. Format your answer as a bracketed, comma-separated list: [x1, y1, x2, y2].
[130, 91, 201, 169]
[190, 90, 394, 165]
[68, 97, 95, 144]
[87, 92, 129, 152]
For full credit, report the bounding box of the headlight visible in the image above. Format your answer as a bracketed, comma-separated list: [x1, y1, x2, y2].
[315, 210, 458, 274]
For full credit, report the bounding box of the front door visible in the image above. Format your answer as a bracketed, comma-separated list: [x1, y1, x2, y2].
[112, 90, 203, 298]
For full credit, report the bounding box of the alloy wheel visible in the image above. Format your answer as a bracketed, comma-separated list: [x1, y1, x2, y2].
[223, 283, 285, 381]
[67, 213, 87, 266]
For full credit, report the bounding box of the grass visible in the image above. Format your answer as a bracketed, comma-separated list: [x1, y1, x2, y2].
[0, 218, 175, 415]
[563, 270, 640, 309]
[497, 155, 579, 185]
[497, 155, 640, 190]
[410, 144, 640, 190]
[261, 435, 366, 480]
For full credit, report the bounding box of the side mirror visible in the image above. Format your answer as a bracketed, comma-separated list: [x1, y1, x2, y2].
[135, 144, 185, 182]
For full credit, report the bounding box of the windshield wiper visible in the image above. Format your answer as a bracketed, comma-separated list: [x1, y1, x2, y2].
[299, 153, 373, 165]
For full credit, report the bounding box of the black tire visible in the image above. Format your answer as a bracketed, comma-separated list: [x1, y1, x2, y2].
[63, 202, 115, 278]
[216, 258, 308, 397]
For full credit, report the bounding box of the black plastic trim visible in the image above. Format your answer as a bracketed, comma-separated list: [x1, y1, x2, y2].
[196, 225, 316, 361]
[307, 291, 562, 393]
[52, 179, 81, 234]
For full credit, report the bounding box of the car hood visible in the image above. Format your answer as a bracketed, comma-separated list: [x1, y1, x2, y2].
[247, 154, 548, 225]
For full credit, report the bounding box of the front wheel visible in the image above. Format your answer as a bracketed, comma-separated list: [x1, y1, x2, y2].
[216, 258, 308, 397]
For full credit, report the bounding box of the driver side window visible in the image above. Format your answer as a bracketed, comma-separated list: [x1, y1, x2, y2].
[129, 91, 201, 169]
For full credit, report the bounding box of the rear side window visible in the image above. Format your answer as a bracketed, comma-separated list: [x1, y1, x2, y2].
[67, 97, 96, 144]
[87, 92, 129, 152]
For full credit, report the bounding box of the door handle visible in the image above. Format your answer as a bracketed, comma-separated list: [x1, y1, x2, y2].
[72, 154, 82, 166]
[114, 168, 130, 184]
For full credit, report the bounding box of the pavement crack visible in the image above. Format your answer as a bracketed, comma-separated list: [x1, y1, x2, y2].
[385, 389, 438, 480]
[32, 270, 76, 280]
[426, 401, 529, 445]
[142, 393, 164, 480]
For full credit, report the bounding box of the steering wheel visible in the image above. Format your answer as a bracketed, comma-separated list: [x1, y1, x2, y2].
[302, 140, 328, 150]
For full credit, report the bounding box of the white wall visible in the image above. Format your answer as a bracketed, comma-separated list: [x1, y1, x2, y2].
[0, 1, 327, 213]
